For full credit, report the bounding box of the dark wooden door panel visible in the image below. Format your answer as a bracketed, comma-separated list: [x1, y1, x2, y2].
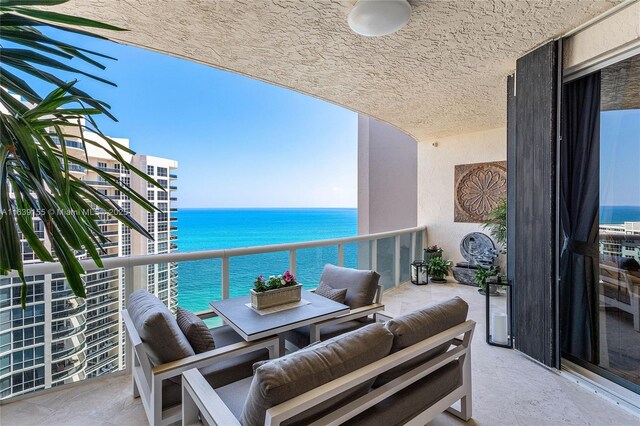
[508, 41, 558, 367]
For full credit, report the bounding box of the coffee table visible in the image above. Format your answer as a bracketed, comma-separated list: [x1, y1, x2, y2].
[209, 290, 349, 345]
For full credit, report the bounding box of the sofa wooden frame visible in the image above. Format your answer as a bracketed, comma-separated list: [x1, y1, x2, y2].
[182, 317, 476, 426]
[122, 309, 280, 426]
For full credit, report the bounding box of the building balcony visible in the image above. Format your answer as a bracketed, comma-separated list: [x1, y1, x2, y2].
[169, 185, 177, 190]
[85, 318, 119, 335]
[86, 296, 118, 312]
[170, 216, 177, 222]
[51, 353, 86, 383]
[81, 180, 110, 187]
[85, 353, 119, 376]
[169, 173, 177, 179]
[86, 285, 120, 298]
[68, 164, 86, 174]
[86, 330, 119, 348]
[86, 341, 118, 360]
[86, 308, 119, 324]
[170, 197, 177, 201]
[51, 335, 87, 360]
[51, 320, 87, 341]
[51, 299, 86, 320]
[52, 138, 83, 150]
[96, 166, 121, 174]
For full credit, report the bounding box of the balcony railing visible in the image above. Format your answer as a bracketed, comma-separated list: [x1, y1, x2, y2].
[11, 225, 426, 398]
[96, 166, 121, 174]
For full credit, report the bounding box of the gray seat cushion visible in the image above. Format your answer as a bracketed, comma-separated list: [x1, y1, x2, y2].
[162, 325, 269, 409]
[374, 296, 468, 387]
[344, 361, 462, 426]
[240, 322, 394, 426]
[126, 290, 194, 365]
[319, 264, 380, 309]
[176, 307, 215, 353]
[283, 317, 375, 349]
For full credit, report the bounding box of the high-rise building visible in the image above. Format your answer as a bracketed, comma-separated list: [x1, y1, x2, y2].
[0, 125, 178, 399]
[600, 222, 640, 262]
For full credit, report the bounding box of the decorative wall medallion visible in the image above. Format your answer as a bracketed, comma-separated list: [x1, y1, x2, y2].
[454, 161, 506, 223]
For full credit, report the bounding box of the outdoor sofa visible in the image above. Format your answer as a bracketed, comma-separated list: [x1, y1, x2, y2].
[182, 297, 475, 426]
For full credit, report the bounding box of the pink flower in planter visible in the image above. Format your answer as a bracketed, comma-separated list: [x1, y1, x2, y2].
[284, 271, 296, 283]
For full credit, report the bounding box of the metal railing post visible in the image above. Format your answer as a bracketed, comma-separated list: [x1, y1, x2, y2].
[123, 265, 134, 374]
[337, 244, 345, 267]
[394, 235, 401, 287]
[371, 239, 378, 271]
[289, 249, 297, 276]
[410, 232, 416, 262]
[221, 257, 230, 299]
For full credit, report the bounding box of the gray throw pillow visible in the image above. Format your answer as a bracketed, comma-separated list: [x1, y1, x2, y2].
[176, 307, 215, 354]
[126, 290, 194, 365]
[240, 322, 393, 426]
[315, 280, 348, 304]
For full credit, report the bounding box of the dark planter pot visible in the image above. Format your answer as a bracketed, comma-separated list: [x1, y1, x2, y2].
[424, 250, 443, 264]
[430, 276, 447, 283]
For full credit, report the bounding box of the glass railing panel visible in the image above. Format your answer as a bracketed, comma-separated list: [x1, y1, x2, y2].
[376, 237, 396, 290]
[399, 233, 412, 283]
[170, 259, 220, 313]
[295, 246, 339, 289]
[342, 242, 359, 269]
[228, 252, 289, 298]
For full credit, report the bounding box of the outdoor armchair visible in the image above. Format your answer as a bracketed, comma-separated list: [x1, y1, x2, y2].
[123, 290, 280, 426]
[283, 264, 385, 349]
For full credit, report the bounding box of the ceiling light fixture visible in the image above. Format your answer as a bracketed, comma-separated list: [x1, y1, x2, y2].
[348, 0, 412, 37]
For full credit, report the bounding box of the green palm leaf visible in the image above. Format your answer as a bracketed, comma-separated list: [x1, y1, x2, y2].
[0, 1, 162, 308]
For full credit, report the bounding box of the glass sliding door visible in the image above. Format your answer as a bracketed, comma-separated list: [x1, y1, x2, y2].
[560, 54, 640, 393]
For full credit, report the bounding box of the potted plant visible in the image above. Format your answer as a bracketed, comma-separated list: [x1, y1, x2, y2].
[473, 267, 500, 295]
[423, 245, 444, 264]
[251, 271, 302, 309]
[483, 199, 507, 253]
[427, 257, 452, 283]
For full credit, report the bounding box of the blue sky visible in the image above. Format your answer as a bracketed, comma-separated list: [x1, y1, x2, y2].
[29, 29, 358, 208]
[600, 109, 640, 206]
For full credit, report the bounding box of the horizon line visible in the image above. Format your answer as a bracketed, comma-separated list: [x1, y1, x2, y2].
[175, 206, 358, 210]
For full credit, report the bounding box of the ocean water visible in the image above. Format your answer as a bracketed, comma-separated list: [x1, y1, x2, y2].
[600, 206, 640, 224]
[174, 208, 358, 312]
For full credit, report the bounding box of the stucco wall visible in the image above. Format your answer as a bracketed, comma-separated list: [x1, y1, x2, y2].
[358, 115, 417, 235]
[418, 127, 506, 265]
[564, 1, 640, 72]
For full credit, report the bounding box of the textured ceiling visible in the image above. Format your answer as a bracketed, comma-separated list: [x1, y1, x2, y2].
[52, 0, 622, 141]
[601, 54, 640, 111]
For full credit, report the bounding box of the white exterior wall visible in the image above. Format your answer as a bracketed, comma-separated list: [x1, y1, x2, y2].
[358, 115, 417, 235]
[417, 127, 506, 265]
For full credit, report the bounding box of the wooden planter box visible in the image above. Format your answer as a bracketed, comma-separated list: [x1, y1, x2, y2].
[250, 284, 302, 310]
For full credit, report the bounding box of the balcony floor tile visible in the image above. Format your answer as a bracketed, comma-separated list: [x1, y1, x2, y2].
[1, 282, 638, 425]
